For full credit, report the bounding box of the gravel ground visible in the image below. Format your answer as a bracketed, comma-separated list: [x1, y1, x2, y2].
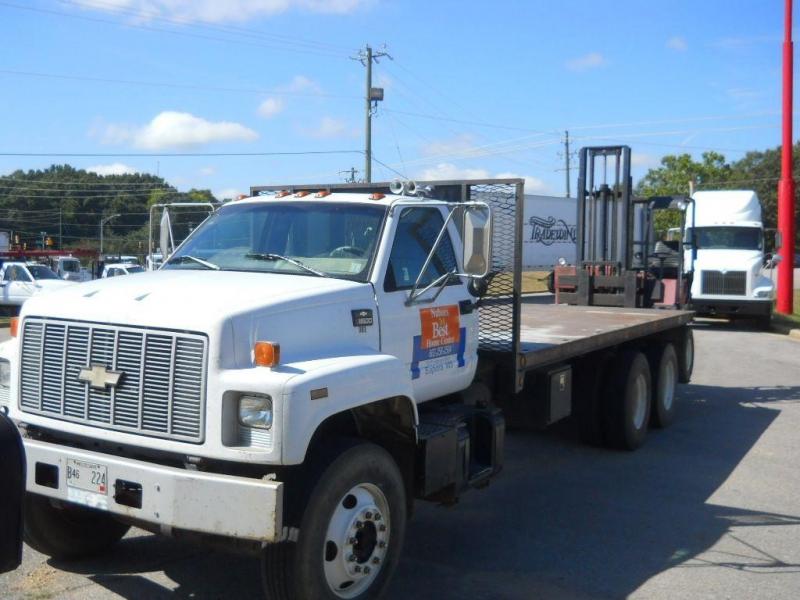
[2, 319, 800, 599]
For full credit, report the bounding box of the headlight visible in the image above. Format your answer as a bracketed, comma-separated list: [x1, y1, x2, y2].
[0, 359, 9, 389]
[238, 394, 272, 430]
[754, 289, 772, 298]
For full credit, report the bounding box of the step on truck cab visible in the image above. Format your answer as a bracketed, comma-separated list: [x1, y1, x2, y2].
[0, 177, 694, 599]
[685, 190, 775, 328]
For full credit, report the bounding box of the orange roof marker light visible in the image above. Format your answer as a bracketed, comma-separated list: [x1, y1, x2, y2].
[370, 193, 385, 200]
[9, 317, 19, 338]
[315, 190, 332, 198]
[294, 191, 311, 198]
[254, 341, 280, 368]
[275, 190, 291, 198]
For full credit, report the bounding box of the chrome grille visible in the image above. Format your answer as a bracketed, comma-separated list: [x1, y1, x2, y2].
[19, 318, 207, 443]
[701, 270, 747, 296]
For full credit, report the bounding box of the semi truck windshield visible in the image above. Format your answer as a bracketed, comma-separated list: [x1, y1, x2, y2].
[688, 226, 762, 251]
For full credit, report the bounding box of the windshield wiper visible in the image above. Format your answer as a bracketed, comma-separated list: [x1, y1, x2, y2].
[167, 255, 220, 270]
[245, 253, 329, 278]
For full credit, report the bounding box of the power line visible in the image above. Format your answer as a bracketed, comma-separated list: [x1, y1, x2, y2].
[0, 2, 346, 59]
[59, 0, 353, 54]
[0, 176, 171, 186]
[0, 150, 363, 158]
[0, 68, 360, 99]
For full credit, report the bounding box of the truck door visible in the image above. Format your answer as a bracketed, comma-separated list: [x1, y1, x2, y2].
[376, 205, 479, 403]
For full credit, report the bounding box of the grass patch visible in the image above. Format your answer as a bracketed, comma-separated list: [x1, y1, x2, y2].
[773, 290, 800, 328]
[521, 271, 551, 294]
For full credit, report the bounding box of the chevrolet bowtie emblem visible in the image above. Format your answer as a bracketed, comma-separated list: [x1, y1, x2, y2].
[78, 365, 123, 390]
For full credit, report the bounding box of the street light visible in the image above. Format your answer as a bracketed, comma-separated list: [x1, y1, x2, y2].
[99, 214, 121, 257]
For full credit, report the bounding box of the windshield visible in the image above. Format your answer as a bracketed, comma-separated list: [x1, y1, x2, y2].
[126, 265, 144, 274]
[688, 227, 762, 251]
[164, 201, 386, 281]
[28, 265, 60, 280]
[61, 259, 80, 272]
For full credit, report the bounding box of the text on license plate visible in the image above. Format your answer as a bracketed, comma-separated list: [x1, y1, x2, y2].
[66, 459, 108, 495]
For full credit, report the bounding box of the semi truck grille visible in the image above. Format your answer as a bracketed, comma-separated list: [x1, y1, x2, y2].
[19, 318, 207, 443]
[701, 270, 747, 296]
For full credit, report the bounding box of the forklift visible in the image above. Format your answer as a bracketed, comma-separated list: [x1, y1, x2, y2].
[554, 145, 691, 309]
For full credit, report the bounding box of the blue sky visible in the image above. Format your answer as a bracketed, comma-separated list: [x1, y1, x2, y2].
[0, 0, 791, 199]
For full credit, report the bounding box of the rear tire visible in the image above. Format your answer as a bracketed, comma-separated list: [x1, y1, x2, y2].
[648, 343, 678, 428]
[677, 327, 694, 384]
[23, 494, 130, 560]
[603, 350, 651, 450]
[261, 441, 406, 600]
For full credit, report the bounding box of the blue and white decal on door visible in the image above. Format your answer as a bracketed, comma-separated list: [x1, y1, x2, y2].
[411, 305, 466, 379]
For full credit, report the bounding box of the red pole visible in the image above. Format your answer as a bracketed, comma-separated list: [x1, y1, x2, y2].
[777, 0, 796, 314]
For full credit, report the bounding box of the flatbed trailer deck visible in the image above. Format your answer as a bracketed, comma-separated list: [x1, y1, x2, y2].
[517, 303, 694, 370]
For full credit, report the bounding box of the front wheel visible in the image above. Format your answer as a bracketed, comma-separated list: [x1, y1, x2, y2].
[262, 441, 407, 600]
[23, 494, 130, 560]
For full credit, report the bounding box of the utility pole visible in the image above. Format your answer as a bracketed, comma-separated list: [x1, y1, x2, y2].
[99, 214, 120, 257]
[58, 205, 62, 250]
[564, 131, 571, 197]
[556, 130, 577, 197]
[777, 0, 795, 314]
[339, 167, 359, 183]
[353, 44, 390, 183]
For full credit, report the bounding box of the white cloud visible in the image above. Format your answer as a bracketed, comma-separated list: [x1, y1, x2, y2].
[92, 111, 258, 149]
[86, 162, 138, 176]
[73, 0, 369, 23]
[666, 36, 688, 51]
[565, 52, 607, 71]
[419, 163, 549, 194]
[303, 116, 356, 139]
[495, 171, 549, 194]
[421, 135, 476, 157]
[630, 154, 661, 169]
[215, 187, 245, 200]
[258, 97, 284, 118]
[280, 75, 323, 95]
[199, 166, 217, 176]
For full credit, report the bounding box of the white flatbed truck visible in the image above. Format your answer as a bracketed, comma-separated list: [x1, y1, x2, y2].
[0, 178, 694, 600]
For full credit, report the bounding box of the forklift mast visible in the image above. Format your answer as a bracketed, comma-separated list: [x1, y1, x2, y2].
[556, 145, 690, 309]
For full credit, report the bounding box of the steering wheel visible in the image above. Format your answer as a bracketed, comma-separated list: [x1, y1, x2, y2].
[329, 246, 365, 258]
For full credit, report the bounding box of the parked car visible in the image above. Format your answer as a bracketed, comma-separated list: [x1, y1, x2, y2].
[0, 262, 75, 311]
[101, 263, 146, 278]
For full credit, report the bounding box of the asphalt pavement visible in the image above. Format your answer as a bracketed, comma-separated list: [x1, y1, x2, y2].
[2, 320, 800, 599]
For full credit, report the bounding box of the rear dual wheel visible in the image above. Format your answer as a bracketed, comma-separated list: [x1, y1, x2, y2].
[604, 351, 652, 450]
[648, 343, 678, 429]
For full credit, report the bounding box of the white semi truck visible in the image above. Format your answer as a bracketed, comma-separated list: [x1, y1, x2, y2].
[0, 179, 694, 600]
[685, 190, 775, 328]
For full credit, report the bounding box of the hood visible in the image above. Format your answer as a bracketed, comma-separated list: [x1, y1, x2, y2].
[21, 270, 371, 333]
[688, 249, 763, 272]
[30, 279, 75, 292]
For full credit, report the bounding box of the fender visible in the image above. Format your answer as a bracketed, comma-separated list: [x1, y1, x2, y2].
[280, 353, 417, 465]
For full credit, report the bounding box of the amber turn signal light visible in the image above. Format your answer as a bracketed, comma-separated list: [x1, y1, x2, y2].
[9, 317, 18, 338]
[254, 341, 280, 367]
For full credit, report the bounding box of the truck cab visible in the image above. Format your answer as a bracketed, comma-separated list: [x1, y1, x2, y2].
[685, 190, 774, 328]
[51, 256, 84, 282]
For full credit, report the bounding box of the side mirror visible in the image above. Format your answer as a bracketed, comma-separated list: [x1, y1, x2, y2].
[461, 205, 491, 277]
[772, 254, 783, 266]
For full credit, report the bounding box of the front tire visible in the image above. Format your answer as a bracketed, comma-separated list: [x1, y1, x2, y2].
[262, 441, 406, 600]
[23, 494, 130, 560]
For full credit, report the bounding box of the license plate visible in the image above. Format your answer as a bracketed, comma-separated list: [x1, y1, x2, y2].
[66, 459, 108, 495]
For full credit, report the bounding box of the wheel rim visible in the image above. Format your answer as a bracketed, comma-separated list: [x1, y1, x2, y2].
[661, 359, 676, 411]
[323, 483, 390, 598]
[632, 372, 648, 430]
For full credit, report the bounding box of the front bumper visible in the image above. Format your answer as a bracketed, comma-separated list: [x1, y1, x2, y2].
[689, 298, 772, 317]
[23, 438, 284, 542]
